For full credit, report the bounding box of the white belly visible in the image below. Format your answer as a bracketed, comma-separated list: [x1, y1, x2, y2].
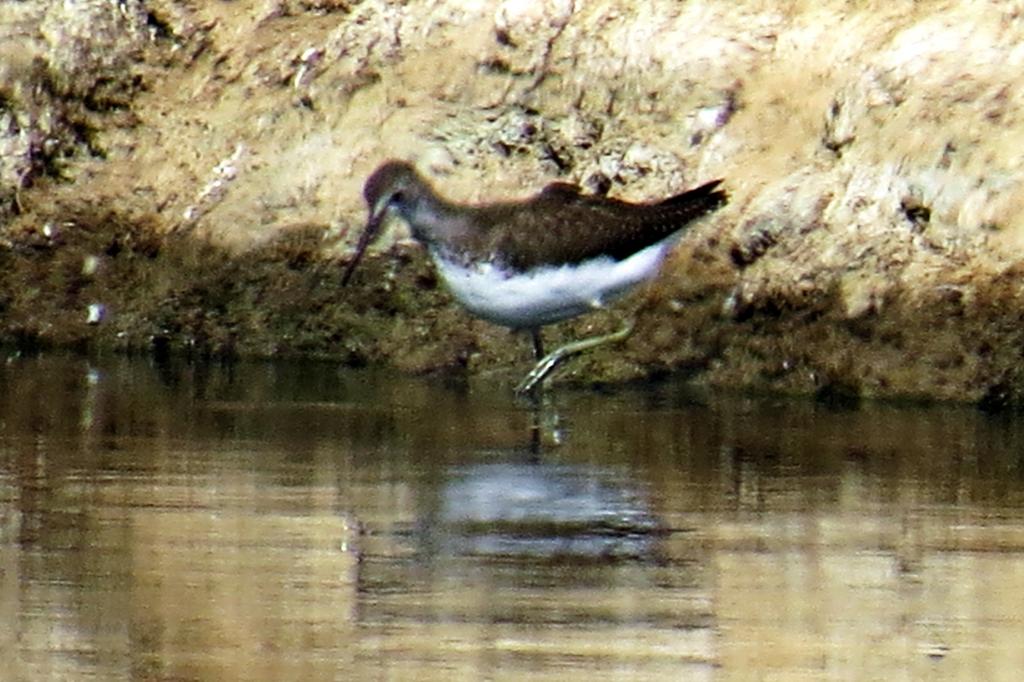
[432, 239, 673, 329]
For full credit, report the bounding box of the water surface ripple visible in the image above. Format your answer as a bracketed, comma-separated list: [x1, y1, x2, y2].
[3, 355, 1024, 680]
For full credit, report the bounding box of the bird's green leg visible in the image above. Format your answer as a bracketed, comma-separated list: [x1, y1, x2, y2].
[530, 328, 545, 359]
[515, 320, 635, 396]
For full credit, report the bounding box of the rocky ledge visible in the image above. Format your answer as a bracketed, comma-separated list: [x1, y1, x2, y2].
[2, 0, 1023, 406]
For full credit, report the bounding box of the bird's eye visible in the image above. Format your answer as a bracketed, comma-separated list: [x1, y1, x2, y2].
[391, 190, 406, 205]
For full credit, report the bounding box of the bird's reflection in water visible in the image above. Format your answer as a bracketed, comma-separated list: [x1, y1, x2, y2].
[408, 387, 665, 562]
[425, 460, 662, 561]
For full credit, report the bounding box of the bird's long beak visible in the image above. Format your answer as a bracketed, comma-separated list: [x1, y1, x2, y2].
[341, 206, 387, 286]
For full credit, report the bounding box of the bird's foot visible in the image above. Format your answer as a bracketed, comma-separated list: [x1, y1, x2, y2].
[514, 321, 635, 396]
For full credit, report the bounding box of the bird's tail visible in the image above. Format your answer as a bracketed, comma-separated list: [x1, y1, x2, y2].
[658, 179, 727, 212]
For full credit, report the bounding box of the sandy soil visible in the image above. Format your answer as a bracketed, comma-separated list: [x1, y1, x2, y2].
[3, 0, 1024, 405]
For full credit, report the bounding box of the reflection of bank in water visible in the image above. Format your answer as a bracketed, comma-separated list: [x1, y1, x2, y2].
[420, 462, 666, 561]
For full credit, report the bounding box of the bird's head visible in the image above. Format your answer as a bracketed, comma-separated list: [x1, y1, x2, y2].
[342, 160, 428, 286]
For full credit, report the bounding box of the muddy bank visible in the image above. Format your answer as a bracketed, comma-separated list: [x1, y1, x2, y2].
[3, 1, 1024, 405]
[4, 196, 1022, 407]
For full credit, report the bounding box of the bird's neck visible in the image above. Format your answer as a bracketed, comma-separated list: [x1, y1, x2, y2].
[399, 193, 472, 249]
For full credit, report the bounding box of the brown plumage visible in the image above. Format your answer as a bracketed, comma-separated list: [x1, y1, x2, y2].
[454, 178, 726, 271]
[344, 160, 727, 283]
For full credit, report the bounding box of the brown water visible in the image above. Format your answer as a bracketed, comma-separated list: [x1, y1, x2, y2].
[3, 355, 1024, 680]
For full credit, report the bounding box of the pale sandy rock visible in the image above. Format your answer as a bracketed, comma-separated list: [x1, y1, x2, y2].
[3, 0, 1024, 402]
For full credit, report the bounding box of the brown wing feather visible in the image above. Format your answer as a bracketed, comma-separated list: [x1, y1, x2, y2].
[459, 180, 727, 271]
